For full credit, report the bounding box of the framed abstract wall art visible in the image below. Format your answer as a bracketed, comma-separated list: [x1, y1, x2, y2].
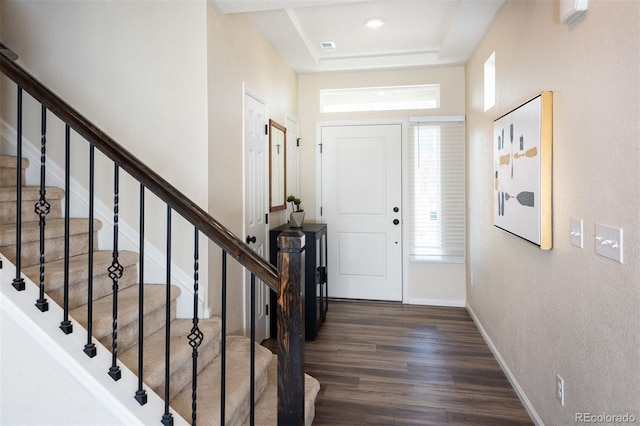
[494, 92, 552, 249]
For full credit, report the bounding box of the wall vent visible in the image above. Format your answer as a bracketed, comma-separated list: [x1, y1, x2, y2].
[320, 41, 335, 52]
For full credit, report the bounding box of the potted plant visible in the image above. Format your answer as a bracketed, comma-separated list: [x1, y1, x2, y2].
[287, 195, 305, 227]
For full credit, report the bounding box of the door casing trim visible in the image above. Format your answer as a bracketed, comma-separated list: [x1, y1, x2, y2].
[242, 83, 270, 338]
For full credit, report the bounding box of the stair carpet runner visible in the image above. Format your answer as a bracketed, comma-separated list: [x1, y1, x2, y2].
[0, 154, 319, 425]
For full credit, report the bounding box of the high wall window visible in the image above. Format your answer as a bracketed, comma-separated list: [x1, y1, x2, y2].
[320, 84, 440, 113]
[484, 52, 496, 111]
[408, 117, 465, 263]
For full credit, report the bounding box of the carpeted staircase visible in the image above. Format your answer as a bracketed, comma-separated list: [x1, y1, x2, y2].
[0, 154, 320, 425]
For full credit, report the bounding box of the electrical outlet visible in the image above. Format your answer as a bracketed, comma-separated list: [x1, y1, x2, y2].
[556, 375, 565, 406]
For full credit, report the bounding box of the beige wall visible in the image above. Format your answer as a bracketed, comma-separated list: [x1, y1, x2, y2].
[0, 1, 298, 333]
[466, 1, 640, 423]
[0, 1, 210, 315]
[206, 4, 298, 333]
[298, 67, 467, 306]
[1, 1, 209, 204]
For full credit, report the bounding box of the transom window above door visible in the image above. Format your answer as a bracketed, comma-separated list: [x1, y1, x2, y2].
[320, 84, 440, 113]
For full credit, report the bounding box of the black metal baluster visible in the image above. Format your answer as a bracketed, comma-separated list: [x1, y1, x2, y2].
[220, 251, 227, 425]
[108, 164, 122, 381]
[12, 87, 25, 291]
[161, 206, 173, 426]
[35, 105, 50, 312]
[84, 144, 97, 358]
[60, 124, 73, 334]
[250, 273, 256, 426]
[135, 184, 147, 405]
[188, 229, 203, 426]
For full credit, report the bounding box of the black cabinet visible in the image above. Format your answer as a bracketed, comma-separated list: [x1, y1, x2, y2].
[269, 223, 328, 341]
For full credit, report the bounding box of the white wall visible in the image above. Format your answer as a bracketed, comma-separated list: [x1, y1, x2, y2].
[298, 67, 467, 306]
[466, 1, 640, 423]
[1, 310, 128, 426]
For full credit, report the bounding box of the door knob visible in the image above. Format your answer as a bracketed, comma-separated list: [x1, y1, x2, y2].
[393, 219, 400, 225]
[246, 235, 257, 244]
[393, 207, 399, 212]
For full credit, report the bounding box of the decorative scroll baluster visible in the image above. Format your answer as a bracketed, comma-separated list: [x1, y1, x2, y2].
[84, 144, 97, 358]
[135, 184, 147, 405]
[108, 164, 123, 381]
[250, 273, 256, 426]
[1, 47, 311, 424]
[188, 229, 204, 426]
[161, 206, 173, 426]
[35, 105, 50, 312]
[60, 124, 73, 334]
[220, 250, 227, 425]
[12, 87, 25, 291]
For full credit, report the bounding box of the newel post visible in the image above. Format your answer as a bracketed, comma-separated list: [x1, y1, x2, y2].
[277, 230, 305, 425]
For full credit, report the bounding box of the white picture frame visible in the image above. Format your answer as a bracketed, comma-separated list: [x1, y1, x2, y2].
[493, 92, 553, 249]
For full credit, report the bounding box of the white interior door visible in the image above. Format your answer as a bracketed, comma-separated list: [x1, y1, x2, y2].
[320, 124, 402, 301]
[286, 115, 300, 198]
[244, 90, 269, 342]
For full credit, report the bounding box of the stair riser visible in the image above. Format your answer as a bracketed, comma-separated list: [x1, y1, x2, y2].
[45, 264, 138, 311]
[0, 157, 303, 425]
[98, 300, 178, 354]
[170, 337, 276, 426]
[153, 337, 221, 401]
[1, 231, 99, 268]
[231, 370, 269, 426]
[0, 199, 63, 224]
[0, 169, 26, 187]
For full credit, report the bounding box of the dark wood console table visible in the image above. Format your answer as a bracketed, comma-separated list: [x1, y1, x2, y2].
[269, 223, 327, 341]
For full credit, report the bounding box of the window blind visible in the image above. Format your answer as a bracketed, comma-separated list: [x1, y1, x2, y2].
[408, 119, 465, 263]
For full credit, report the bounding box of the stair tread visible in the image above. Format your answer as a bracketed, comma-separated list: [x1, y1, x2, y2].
[69, 283, 181, 341]
[119, 317, 222, 393]
[171, 336, 274, 425]
[22, 250, 138, 289]
[0, 218, 102, 245]
[251, 355, 320, 426]
[0, 155, 29, 169]
[0, 186, 65, 201]
[1, 155, 319, 424]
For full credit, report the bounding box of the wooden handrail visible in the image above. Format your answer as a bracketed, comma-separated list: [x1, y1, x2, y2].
[0, 44, 278, 291]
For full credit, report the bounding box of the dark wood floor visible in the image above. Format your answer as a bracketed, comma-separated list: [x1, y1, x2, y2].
[300, 299, 533, 425]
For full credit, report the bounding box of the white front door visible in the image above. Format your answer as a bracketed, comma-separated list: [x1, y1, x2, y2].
[320, 124, 403, 301]
[243, 90, 269, 342]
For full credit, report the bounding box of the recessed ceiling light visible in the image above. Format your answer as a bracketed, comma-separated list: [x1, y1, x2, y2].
[320, 41, 336, 51]
[365, 18, 385, 29]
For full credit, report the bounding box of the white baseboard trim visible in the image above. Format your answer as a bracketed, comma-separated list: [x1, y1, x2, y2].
[0, 119, 209, 318]
[406, 297, 465, 308]
[465, 302, 544, 425]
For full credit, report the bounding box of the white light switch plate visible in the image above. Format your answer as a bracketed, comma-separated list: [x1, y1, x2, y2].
[570, 218, 583, 248]
[595, 223, 623, 263]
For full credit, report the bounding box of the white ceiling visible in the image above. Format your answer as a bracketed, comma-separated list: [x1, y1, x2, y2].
[212, 0, 505, 74]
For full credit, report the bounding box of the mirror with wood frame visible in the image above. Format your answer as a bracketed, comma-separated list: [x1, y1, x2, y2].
[269, 119, 286, 211]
